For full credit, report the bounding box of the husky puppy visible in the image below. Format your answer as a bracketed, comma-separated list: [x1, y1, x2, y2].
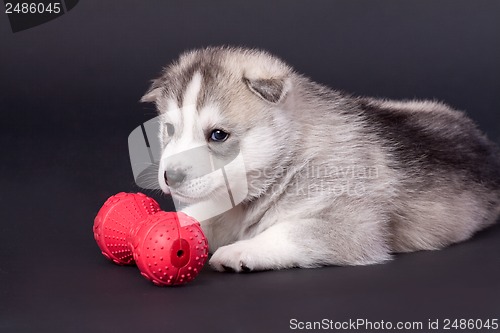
[141, 46, 500, 272]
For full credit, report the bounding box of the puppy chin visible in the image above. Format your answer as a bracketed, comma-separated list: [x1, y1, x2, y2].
[170, 189, 210, 204]
[172, 182, 228, 205]
[169, 186, 200, 203]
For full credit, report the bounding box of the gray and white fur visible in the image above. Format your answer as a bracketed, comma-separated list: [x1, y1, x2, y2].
[141, 46, 500, 272]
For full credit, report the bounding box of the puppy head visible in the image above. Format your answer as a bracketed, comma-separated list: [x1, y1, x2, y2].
[141, 46, 294, 206]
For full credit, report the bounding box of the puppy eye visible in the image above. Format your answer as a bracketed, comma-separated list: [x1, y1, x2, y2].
[165, 123, 175, 136]
[209, 129, 229, 142]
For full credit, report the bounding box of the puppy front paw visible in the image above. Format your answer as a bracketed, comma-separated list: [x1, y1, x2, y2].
[209, 241, 258, 273]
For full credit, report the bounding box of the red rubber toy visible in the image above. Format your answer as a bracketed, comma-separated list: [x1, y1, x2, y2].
[93, 192, 209, 286]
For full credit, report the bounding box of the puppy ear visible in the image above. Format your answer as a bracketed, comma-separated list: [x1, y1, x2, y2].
[243, 77, 290, 104]
[140, 80, 162, 103]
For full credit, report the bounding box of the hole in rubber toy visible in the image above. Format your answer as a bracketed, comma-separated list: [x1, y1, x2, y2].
[170, 239, 190, 267]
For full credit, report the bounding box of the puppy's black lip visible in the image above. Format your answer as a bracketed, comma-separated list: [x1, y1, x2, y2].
[241, 265, 251, 273]
[221, 265, 235, 273]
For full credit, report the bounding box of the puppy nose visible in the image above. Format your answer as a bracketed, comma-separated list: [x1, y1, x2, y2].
[164, 168, 186, 188]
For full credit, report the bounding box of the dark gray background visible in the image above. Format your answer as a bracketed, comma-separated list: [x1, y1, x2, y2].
[1, 1, 499, 332]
